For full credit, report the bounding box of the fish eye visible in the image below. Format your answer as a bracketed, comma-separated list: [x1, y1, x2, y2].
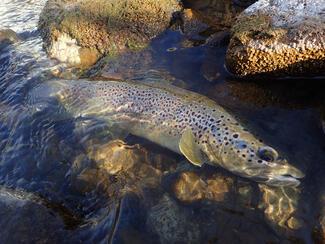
[257, 147, 278, 162]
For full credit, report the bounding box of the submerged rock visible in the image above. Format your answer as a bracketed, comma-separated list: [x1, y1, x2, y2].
[70, 138, 178, 196]
[173, 171, 233, 202]
[38, 0, 182, 68]
[98, 49, 153, 80]
[179, 0, 256, 46]
[321, 198, 325, 241]
[0, 29, 20, 48]
[182, 0, 255, 29]
[0, 186, 69, 243]
[226, 0, 325, 77]
[147, 194, 201, 243]
[258, 185, 303, 233]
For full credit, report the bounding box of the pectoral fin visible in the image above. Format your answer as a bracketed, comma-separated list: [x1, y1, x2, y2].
[179, 129, 204, 167]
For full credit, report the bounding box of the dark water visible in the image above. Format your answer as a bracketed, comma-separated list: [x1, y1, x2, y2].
[0, 0, 325, 243]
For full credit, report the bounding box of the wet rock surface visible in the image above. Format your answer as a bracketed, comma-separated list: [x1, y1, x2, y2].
[321, 193, 325, 241]
[173, 171, 233, 202]
[0, 29, 20, 46]
[182, 0, 255, 29]
[2, 0, 325, 242]
[178, 0, 257, 47]
[38, 0, 182, 68]
[226, 0, 325, 77]
[68, 136, 305, 242]
[0, 186, 69, 243]
[258, 185, 303, 233]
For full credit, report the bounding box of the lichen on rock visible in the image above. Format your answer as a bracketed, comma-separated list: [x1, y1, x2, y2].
[226, 0, 325, 77]
[38, 0, 182, 68]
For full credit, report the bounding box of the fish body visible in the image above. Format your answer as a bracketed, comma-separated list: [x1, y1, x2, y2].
[30, 79, 304, 187]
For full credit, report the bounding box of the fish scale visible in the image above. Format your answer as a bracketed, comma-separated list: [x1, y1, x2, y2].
[29, 79, 304, 187]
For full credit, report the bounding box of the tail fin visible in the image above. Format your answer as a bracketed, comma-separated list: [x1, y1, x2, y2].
[27, 80, 71, 105]
[26, 79, 73, 117]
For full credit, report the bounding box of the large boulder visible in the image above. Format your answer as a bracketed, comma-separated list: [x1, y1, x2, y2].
[179, 0, 257, 46]
[226, 0, 325, 77]
[182, 0, 256, 30]
[38, 0, 182, 68]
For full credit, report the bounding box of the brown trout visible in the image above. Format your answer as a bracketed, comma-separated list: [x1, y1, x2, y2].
[30, 79, 304, 187]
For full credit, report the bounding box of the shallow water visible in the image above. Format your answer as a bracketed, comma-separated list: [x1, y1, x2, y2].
[0, 0, 325, 243]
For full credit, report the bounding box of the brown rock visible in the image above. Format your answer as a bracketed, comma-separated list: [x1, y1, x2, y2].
[71, 139, 178, 196]
[258, 184, 303, 233]
[173, 171, 233, 202]
[86, 140, 139, 174]
[226, 0, 325, 77]
[0, 29, 20, 46]
[180, 9, 209, 39]
[183, 0, 251, 29]
[38, 0, 182, 68]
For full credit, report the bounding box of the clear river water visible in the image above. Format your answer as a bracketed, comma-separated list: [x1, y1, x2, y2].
[0, 0, 324, 243]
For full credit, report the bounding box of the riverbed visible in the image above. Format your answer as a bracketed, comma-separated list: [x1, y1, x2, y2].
[0, 0, 324, 243]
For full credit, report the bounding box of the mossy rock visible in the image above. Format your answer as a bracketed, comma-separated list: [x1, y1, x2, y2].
[38, 0, 182, 69]
[226, 0, 325, 77]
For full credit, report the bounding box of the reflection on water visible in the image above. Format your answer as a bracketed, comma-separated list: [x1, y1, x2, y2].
[173, 171, 233, 202]
[258, 185, 302, 232]
[0, 0, 324, 243]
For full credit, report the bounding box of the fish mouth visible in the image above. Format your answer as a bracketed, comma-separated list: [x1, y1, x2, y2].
[251, 162, 305, 187]
[263, 164, 304, 187]
[264, 174, 302, 187]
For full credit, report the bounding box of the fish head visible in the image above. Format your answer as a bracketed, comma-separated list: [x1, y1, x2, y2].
[206, 128, 304, 187]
